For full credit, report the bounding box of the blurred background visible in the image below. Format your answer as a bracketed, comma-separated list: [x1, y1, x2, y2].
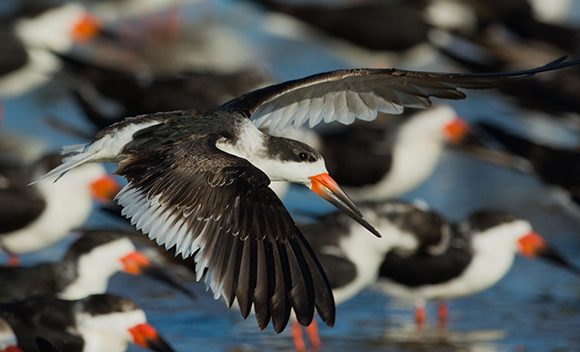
[1, 0, 580, 351]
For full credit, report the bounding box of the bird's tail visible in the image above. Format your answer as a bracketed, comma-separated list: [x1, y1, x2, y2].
[32, 143, 96, 183]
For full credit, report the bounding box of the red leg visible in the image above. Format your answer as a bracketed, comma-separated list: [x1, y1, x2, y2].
[291, 321, 306, 352]
[5, 346, 24, 352]
[414, 302, 426, 329]
[7, 254, 20, 267]
[437, 301, 448, 328]
[305, 320, 321, 350]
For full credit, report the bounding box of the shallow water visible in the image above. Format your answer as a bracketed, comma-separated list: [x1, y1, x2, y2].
[3, 1, 580, 351]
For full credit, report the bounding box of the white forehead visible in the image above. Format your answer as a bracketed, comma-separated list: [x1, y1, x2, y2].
[476, 220, 533, 241]
[411, 105, 456, 125]
[76, 309, 147, 337]
[85, 237, 136, 260]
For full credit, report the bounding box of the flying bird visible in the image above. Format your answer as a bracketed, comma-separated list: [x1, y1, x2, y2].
[39, 56, 580, 333]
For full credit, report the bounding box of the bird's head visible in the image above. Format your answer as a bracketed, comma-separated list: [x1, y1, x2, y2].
[465, 210, 579, 276]
[259, 136, 382, 238]
[76, 295, 175, 352]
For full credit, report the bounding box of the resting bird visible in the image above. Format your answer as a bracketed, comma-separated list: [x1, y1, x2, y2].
[0, 230, 195, 303]
[377, 205, 579, 327]
[0, 294, 174, 352]
[39, 57, 580, 333]
[0, 152, 119, 265]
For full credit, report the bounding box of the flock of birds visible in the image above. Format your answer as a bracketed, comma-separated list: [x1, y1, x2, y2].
[1, 0, 580, 351]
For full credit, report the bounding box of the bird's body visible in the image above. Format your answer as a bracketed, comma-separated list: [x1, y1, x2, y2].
[0, 294, 174, 352]
[376, 205, 579, 326]
[41, 58, 580, 332]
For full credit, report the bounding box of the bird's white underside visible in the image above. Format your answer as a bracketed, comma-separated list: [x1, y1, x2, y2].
[1, 163, 105, 254]
[0, 318, 16, 350]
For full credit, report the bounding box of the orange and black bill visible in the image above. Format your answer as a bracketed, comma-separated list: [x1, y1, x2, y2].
[310, 173, 382, 238]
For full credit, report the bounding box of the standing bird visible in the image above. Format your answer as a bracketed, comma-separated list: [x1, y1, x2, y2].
[290, 201, 433, 351]
[0, 294, 174, 352]
[39, 57, 580, 333]
[377, 206, 579, 327]
[0, 230, 195, 303]
[0, 153, 119, 265]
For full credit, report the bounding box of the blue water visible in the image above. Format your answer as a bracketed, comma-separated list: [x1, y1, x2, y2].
[3, 1, 580, 351]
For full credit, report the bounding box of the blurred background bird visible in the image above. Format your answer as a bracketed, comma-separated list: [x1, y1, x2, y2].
[0, 294, 175, 352]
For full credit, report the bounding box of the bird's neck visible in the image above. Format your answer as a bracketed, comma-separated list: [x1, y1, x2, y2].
[216, 119, 267, 161]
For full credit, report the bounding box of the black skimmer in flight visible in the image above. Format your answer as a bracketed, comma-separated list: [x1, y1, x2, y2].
[0, 153, 120, 265]
[0, 294, 175, 352]
[0, 2, 100, 100]
[0, 230, 195, 302]
[377, 205, 579, 328]
[0, 317, 19, 352]
[272, 105, 469, 201]
[39, 57, 580, 332]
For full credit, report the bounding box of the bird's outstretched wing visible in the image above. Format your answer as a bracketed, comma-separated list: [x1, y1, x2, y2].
[115, 120, 334, 332]
[221, 56, 580, 131]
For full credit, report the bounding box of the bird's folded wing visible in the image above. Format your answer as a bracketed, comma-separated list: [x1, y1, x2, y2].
[115, 127, 334, 332]
[0, 187, 46, 234]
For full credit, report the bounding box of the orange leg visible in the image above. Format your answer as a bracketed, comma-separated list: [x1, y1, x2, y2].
[305, 320, 321, 350]
[414, 303, 426, 330]
[291, 321, 306, 352]
[437, 301, 448, 328]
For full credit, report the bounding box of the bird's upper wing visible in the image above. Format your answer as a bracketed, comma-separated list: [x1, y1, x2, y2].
[115, 119, 334, 332]
[220, 56, 580, 131]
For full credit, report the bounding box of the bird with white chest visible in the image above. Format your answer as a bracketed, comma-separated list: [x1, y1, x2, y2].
[40, 57, 580, 333]
[377, 205, 580, 328]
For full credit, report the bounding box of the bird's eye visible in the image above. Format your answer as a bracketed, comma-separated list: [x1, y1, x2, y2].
[298, 152, 309, 161]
